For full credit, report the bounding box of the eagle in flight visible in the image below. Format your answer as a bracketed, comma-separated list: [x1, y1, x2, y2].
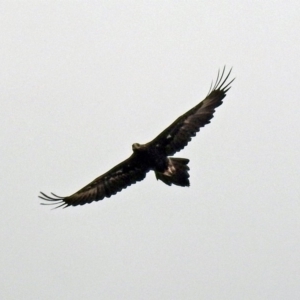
[40, 67, 234, 208]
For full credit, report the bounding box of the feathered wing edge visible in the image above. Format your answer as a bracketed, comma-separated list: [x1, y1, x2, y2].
[39, 192, 68, 209]
[150, 67, 235, 156]
[206, 66, 234, 96]
[39, 155, 150, 209]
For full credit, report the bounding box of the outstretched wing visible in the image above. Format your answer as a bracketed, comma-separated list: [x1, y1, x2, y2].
[151, 67, 234, 156]
[39, 154, 150, 208]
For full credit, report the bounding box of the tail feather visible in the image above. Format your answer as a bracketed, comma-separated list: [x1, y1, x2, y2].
[155, 157, 190, 187]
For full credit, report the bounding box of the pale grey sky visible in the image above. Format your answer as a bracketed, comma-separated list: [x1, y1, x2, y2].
[1, 1, 300, 299]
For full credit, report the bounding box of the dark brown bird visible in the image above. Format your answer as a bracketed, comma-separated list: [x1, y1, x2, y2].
[40, 67, 234, 208]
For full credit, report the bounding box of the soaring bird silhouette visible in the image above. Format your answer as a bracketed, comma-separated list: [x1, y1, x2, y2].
[40, 67, 234, 208]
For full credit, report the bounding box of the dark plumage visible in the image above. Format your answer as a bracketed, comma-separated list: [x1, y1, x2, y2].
[39, 67, 234, 208]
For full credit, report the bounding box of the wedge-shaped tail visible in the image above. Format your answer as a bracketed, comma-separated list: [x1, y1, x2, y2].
[155, 157, 190, 187]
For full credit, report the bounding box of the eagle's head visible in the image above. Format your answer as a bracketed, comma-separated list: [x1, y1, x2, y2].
[132, 143, 145, 152]
[132, 143, 142, 152]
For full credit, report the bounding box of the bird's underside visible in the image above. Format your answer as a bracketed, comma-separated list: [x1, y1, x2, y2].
[39, 67, 234, 208]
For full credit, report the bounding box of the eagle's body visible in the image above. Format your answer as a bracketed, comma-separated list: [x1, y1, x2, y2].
[40, 68, 234, 208]
[132, 142, 190, 186]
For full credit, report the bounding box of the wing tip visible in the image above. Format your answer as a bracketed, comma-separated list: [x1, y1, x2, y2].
[39, 191, 70, 209]
[207, 66, 235, 95]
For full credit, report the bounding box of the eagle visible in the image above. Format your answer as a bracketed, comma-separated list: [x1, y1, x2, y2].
[40, 67, 234, 208]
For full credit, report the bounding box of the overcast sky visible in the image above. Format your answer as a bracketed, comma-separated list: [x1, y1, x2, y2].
[1, 1, 300, 299]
